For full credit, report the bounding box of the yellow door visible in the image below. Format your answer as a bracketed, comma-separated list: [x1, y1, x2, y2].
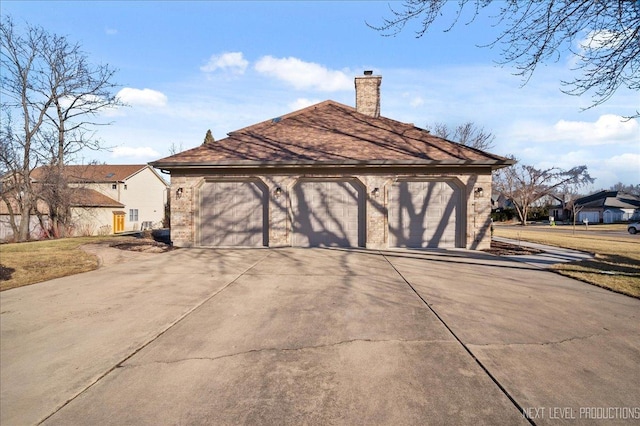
[113, 212, 125, 233]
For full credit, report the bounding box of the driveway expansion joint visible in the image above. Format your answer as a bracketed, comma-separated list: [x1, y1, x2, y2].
[381, 252, 537, 426]
[36, 251, 275, 426]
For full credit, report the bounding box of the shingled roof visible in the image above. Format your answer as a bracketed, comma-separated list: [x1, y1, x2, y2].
[150, 101, 513, 169]
[0, 188, 122, 215]
[69, 188, 124, 208]
[576, 191, 640, 209]
[30, 164, 149, 183]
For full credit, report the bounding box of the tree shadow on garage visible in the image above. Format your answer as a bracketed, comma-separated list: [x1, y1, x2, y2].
[291, 180, 365, 248]
[389, 180, 462, 249]
[199, 180, 269, 247]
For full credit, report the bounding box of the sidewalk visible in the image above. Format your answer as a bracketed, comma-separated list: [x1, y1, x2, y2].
[492, 236, 594, 269]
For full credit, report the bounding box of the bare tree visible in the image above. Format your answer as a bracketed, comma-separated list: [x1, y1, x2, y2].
[1, 19, 50, 241]
[493, 157, 594, 226]
[428, 121, 495, 151]
[371, 1, 640, 118]
[0, 114, 22, 239]
[608, 182, 640, 196]
[1, 16, 122, 240]
[42, 35, 121, 166]
[168, 141, 184, 156]
[567, 197, 586, 234]
[550, 184, 587, 233]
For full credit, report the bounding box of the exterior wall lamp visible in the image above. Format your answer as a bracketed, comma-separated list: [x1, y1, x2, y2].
[474, 187, 484, 198]
[274, 187, 283, 198]
[371, 187, 380, 198]
[176, 187, 183, 199]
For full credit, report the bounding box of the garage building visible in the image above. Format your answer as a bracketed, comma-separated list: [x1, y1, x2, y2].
[150, 73, 513, 250]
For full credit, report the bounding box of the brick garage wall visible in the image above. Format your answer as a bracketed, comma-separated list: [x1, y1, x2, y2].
[168, 168, 493, 250]
[168, 175, 195, 247]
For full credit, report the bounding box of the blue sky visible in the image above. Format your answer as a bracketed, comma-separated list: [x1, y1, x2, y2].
[3, 1, 639, 190]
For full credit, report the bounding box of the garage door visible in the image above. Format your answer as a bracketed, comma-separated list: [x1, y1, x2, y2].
[292, 180, 363, 247]
[389, 180, 461, 248]
[200, 181, 266, 247]
[578, 211, 599, 223]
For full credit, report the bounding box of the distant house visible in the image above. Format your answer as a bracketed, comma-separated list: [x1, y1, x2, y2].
[548, 205, 568, 222]
[548, 195, 571, 222]
[0, 164, 169, 241]
[573, 191, 640, 223]
[491, 192, 514, 211]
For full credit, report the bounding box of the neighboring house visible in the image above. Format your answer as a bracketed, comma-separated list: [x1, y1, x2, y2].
[150, 72, 514, 250]
[548, 199, 566, 221]
[548, 194, 571, 222]
[548, 205, 568, 221]
[491, 192, 514, 211]
[0, 164, 168, 241]
[574, 191, 640, 223]
[67, 187, 126, 236]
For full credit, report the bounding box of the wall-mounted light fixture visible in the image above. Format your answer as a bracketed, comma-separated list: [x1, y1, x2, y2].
[371, 187, 380, 198]
[474, 187, 484, 198]
[176, 187, 183, 199]
[274, 187, 283, 198]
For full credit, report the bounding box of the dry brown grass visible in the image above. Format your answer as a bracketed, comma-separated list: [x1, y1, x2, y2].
[0, 236, 115, 291]
[494, 224, 640, 298]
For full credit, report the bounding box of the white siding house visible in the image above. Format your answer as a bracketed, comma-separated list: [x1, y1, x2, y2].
[69, 165, 169, 232]
[0, 165, 169, 241]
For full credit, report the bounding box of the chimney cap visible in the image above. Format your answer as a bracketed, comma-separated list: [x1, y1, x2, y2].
[364, 70, 373, 76]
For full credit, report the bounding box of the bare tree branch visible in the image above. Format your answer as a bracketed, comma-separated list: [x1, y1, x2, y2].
[1, 16, 122, 241]
[427, 121, 495, 151]
[370, 0, 640, 118]
[493, 156, 594, 225]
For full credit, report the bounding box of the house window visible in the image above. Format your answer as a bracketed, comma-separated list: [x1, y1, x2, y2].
[129, 209, 139, 222]
[112, 184, 117, 190]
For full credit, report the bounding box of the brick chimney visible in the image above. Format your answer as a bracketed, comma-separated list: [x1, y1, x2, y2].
[355, 71, 381, 118]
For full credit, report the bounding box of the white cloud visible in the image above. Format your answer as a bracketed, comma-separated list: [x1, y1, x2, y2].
[523, 151, 639, 191]
[54, 94, 123, 118]
[58, 94, 105, 109]
[200, 52, 248, 74]
[254, 56, 351, 92]
[589, 153, 640, 190]
[105, 27, 118, 36]
[553, 115, 639, 145]
[507, 115, 639, 146]
[572, 29, 632, 70]
[111, 146, 161, 159]
[536, 150, 593, 170]
[117, 88, 168, 108]
[288, 98, 322, 111]
[579, 29, 627, 51]
[603, 153, 640, 172]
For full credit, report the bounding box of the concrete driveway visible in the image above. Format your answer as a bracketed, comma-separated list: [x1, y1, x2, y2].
[1, 247, 638, 425]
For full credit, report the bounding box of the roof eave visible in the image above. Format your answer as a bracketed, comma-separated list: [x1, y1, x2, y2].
[150, 159, 515, 170]
[71, 204, 125, 208]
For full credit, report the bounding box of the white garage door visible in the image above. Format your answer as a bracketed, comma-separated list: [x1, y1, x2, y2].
[200, 181, 266, 247]
[577, 211, 599, 223]
[292, 180, 363, 247]
[389, 180, 461, 248]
